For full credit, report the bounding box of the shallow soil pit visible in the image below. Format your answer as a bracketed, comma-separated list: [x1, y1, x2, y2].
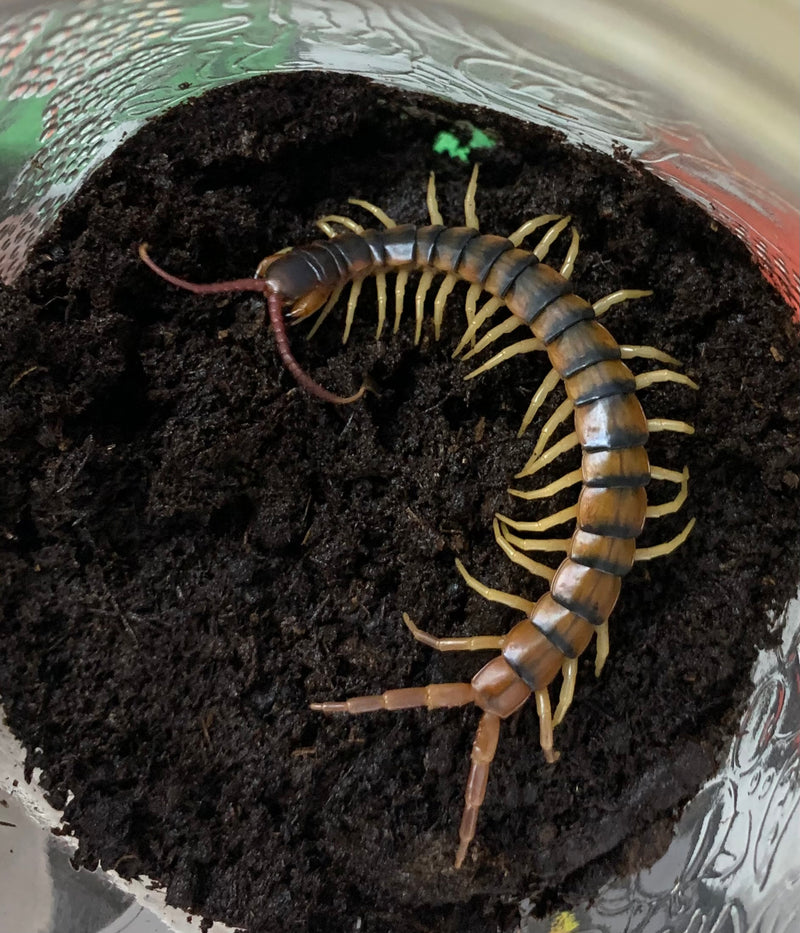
[1, 73, 798, 933]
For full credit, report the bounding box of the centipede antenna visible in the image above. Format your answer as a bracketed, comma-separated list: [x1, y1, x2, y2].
[139, 243, 268, 296]
[267, 293, 365, 405]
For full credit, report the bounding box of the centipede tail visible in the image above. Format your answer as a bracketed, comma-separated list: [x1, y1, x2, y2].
[140, 168, 695, 867]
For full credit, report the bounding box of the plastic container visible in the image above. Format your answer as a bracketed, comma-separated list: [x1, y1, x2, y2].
[1, 2, 798, 931]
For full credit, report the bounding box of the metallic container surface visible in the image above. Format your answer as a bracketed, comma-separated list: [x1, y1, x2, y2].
[1, 3, 798, 931]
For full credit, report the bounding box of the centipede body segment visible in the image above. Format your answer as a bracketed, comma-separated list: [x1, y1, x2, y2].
[140, 166, 696, 869]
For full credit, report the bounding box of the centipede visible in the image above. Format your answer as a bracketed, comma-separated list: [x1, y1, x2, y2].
[139, 165, 697, 869]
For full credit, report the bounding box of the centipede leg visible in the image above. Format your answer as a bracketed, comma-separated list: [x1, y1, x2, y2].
[463, 337, 544, 381]
[507, 467, 583, 501]
[452, 296, 504, 357]
[533, 216, 572, 261]
[310, 682, 475, 715]
[516, 431, 580, 478]
[559, 227, 580, 280]
[517, 367, 561, 438]
[492, 517, 555, 582]
[524, 397, 575, 463]
[534, 688, 559, 763]
[498, 525, 571, 554]
[552, 658, 578, 727]
[402, 613, 503, 652]
[635, 517, 696, 561]
[646, 466, 689, 518]
[455, 711, 500, 869]
[455, 558, 537, 614]
[593, 289, 653, 318]
[460, 314, 525, 361]
[594, 622, 609, 677]
[463, 163, 480, 230]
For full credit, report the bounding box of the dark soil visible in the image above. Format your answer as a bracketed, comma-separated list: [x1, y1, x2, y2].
[1, 73, 798, 933]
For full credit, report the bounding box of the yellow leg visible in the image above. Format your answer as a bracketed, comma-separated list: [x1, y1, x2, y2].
[402, 613, 503, 652]
[635, 370, 698, 391]
[393, 268, 410, 333]
[621, 345, 682, 367]
[427, 172, 443, 225]
[464, 163, 480, 229]
[493, 517, 555, 582]
[535, 688, 560, 763]
[461, 314, 524, 361]
[463, 337, 544, 381]
[375, 273, 388, 338]
[433, 273, 458, 339]
[635, 517, 696, 561]
[454, 558, 536, 615]
[452, 295, 504, 357]
[647, 418, 695, 436]
[498, 524, 571, 554]
[518, 367, 561, 437]
[526, 397, 575, 463]
[646, 466, 689, 518]
[594, 622, 609, 677]
[507, 467, 583, 501]
[306, 283, 344, 338]
[559, 228, 580, 280]
[593, 289, 652, 318]
[464, 282, 483, 339]
[414, 268, 437, 344]
[516, 431, 580, 478]
[508, 214, 562, 247]
[534, 216, 572, 261]
[552, 657, 578, 727]
[348, 197, 397, 229]
[342, 279, 364, 344]
[315, 213, 365, 236]
[496, 505, 578, 533]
